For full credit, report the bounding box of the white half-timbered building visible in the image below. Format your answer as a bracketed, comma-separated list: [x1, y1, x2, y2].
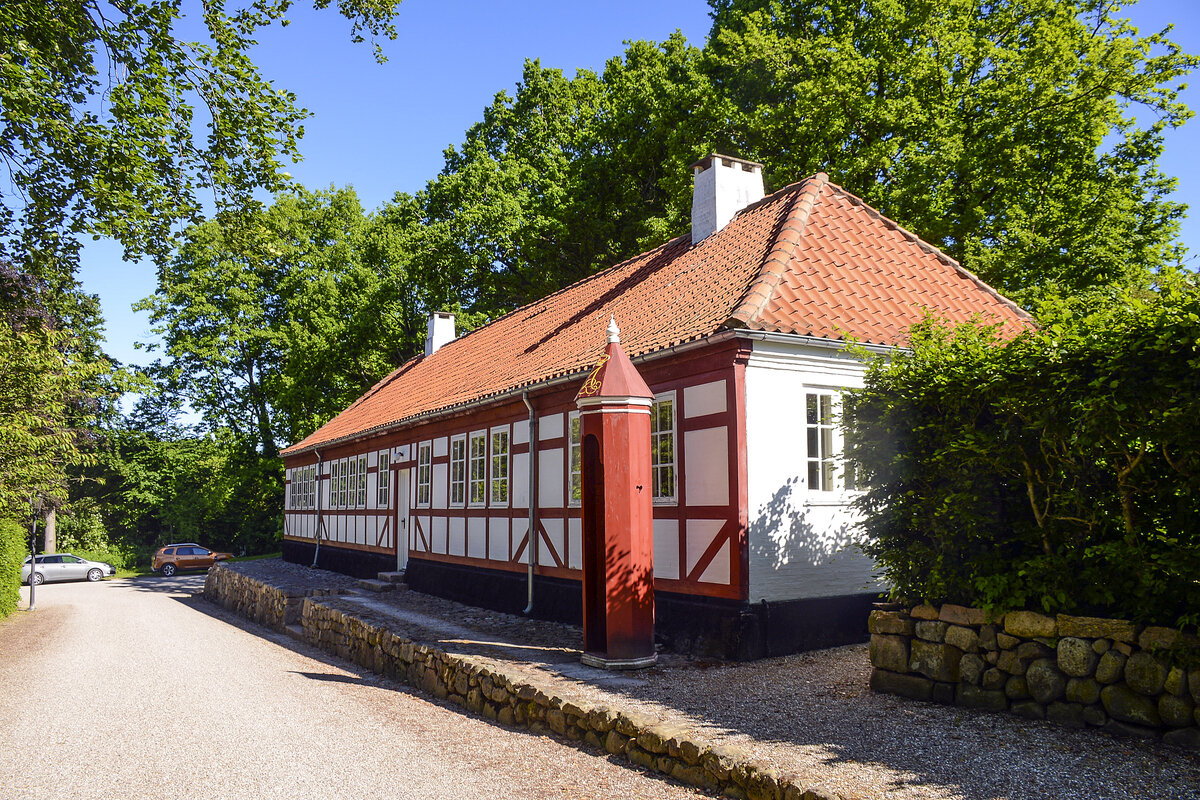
[280, 156, 1028, 658]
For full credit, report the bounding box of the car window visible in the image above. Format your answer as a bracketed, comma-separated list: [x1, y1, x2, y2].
[42, 556, 63, 564]
[198, 548, 212, 556]
[62, 555, 82, 563]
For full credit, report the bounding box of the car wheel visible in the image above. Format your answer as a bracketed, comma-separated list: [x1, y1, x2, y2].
[161, 563, 177, 577]
[31, 572, 44, 586]
[86, 568, 103, 582]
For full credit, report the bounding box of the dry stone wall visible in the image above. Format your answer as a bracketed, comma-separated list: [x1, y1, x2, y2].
[203, 564, 346, 632]
[868, 603, 1200, 751]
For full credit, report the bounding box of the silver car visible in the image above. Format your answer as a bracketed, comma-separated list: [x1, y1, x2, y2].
[21, 554, 116, 585]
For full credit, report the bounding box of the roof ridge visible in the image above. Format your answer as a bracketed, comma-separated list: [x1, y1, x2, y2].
[723, 173, 828, 328]
[821, 182, 1033, 322]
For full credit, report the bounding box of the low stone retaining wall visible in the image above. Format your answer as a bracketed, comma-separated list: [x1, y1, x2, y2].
[204, 563, 842, 800]
[868, 604, 1200, 750]
[203, 564, 346, 633]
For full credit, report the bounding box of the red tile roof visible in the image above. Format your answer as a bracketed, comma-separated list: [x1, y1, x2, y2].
[283, 174, 1030, 455]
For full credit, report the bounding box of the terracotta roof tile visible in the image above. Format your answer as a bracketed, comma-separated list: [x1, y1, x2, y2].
[283, 176, 1031, 455]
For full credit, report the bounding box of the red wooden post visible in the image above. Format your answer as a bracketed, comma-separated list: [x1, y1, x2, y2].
[575, 317, 656, 669]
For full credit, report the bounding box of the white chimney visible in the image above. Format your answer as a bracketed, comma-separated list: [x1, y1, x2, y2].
[690, 154, 765, 245]
[424, 311, 456, 357]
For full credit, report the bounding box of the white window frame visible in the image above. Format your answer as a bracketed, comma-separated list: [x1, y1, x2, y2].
[340, 458, 350, 508]
[348, 456, 359, 509]
[357, 454, 368, 507]
[468, 430, 487, 507]
[490, 427, 510, 507]
[568, 411, 582, 507]
[449, 434, 467, 508]
[330, 460, 340, 509]
[651, 391, 677, 505]
[804, 389, 855, 492]
[416, 441, 432, 507]
[377, 452, 390, 507]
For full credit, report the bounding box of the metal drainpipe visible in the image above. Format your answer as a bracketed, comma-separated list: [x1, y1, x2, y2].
[522, 392, 537, 614]
[311, 450, 324, 568]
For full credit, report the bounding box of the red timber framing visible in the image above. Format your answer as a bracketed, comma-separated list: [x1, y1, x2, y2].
[281, 337, 752, 603]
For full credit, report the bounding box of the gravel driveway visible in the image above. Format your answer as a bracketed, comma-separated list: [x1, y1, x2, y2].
[0, 577, 710, 800]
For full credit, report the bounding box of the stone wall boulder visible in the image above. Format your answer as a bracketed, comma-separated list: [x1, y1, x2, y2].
[1057, 637, 1099, 677]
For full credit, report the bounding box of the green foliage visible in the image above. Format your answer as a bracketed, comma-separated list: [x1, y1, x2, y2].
[846, 281, 1200, 627]
[421, 38, 710, 315]
[0, 517, 27, 617]
[704, 0, 1196, 302]
[54, 499, 137, 570]
[0, 269, 108, 518]
[1, 0, 402, 284]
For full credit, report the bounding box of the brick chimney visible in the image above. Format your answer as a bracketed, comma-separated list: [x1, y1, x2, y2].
[690, 154, 765, 245]
[424, 311, 456, 357]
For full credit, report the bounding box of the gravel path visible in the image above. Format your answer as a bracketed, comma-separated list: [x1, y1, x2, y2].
[0, 577, 710, 800]
[229, 560, 1200, 800]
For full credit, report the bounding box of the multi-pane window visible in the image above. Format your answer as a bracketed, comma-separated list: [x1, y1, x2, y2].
[348, 457, 358, 508]
[568, 412, 582, 505]
[449, 435, 467, 507]
[416, 442, 432, 506]
[651, 394, 676, 502]
[305, 465, 314, 509]
[357, 454, 368, 507]
[469, 431, 487, 505]
[330, 460, 340, 508]
[805, 391, 855, 491]
[338, 458, 349, 508]
[287, 470, 294, 510]
[490, 429, 510, 505]
[377, 452, 390, 507]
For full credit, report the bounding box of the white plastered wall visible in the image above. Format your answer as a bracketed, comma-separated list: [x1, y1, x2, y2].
[744, 338, 885, 602]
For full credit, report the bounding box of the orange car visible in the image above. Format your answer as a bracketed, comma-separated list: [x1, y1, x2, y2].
[152, 543, 233, 577]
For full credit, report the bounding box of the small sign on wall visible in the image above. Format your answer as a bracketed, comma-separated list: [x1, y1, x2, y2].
[393, 444, 410, 461]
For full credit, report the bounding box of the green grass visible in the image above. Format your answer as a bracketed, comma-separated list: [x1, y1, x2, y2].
[228, 551, 281, 563]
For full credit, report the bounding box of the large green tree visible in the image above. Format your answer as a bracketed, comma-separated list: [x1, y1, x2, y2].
[703, 0, 1196, 302]
[1, 0, 402, 285]
[0, 266, 107, 518]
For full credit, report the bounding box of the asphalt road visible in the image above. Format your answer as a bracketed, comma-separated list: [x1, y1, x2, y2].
[0, 576, 707, 800]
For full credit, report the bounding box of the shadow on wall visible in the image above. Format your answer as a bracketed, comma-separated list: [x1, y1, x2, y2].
[748, 475, 860, 572]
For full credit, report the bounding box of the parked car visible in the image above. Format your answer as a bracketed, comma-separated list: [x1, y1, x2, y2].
[152, 543, 233, 577]
[22, 554, 116, 585]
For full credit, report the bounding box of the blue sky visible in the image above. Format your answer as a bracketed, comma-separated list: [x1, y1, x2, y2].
[79, 0, 1199, 372]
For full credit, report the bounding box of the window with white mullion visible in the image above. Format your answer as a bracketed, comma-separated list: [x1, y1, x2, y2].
[805, 391, 855, 492]
[568, 412, 582, 506]
[490, 428, 510, 506]
[348, 456, 359, 508]
[651, 393, 677, 503]
[357, 454, 368, 507]
[377, 452, 390, 507]
[468, 431, 487, 506]
[449, 435, 467, 507]
[416, 442, 432, 507]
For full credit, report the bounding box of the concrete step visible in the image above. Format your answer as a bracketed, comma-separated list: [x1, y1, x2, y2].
[377, 570, 406, 584]
[356, 578, 395, 593]
[284, 623, 305, 642]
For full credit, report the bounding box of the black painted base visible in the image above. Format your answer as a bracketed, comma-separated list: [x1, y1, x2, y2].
[405, 558, 878, 661]
[282, 540, 396, 579]
[283, 544, 878, 659]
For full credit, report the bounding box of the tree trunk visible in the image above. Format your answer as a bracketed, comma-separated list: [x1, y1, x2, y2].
[44, 506, 56, 554]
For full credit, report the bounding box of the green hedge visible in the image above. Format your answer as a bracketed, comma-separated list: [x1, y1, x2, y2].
[0, 517, 28, 618]
[845, 286, 1200, 629]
